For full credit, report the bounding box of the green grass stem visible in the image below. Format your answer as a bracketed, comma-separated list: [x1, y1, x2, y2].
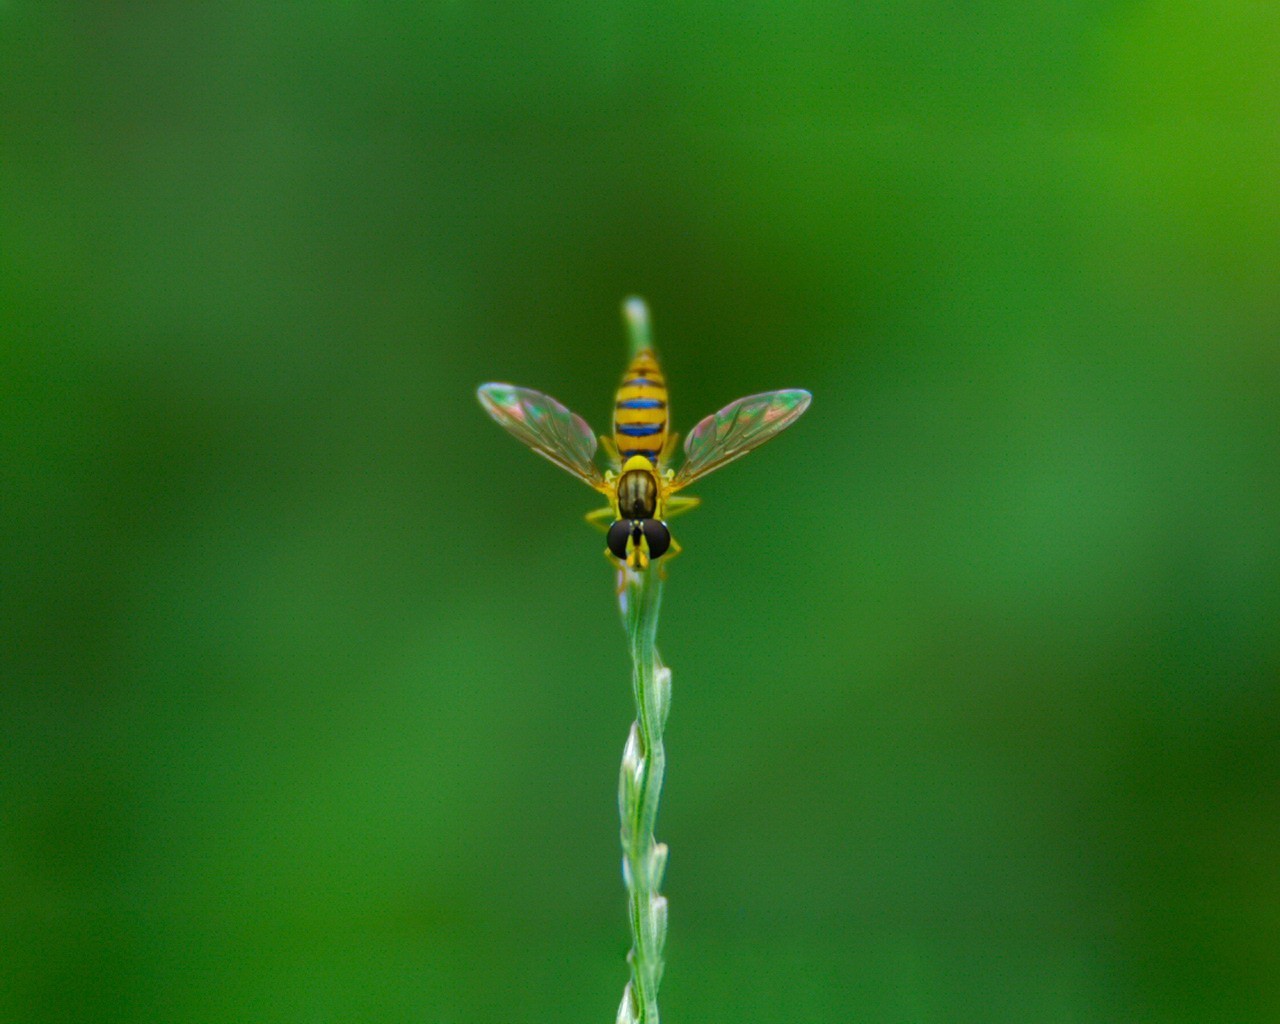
[615, 298, 669, 1024]
[615, 565, 669, 1024]
[622, 296, 653, 357]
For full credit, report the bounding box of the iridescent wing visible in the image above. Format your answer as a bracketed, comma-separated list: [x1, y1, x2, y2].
[477, 383, 609, 492]
[671, 389, 811, 488]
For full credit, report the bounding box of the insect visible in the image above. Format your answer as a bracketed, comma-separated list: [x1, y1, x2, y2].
[478, 340, 810, 571]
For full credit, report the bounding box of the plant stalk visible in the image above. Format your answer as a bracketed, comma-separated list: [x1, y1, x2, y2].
[616, 564, 670, 1024]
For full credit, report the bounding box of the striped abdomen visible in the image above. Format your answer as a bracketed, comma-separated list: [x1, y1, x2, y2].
[613, 349, 669, 464]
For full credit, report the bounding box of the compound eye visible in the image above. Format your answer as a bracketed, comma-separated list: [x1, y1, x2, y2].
[606, 520, 631, 560]
[641, 519, 671, 559]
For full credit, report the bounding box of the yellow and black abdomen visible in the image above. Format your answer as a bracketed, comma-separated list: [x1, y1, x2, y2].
[613, 349, 669, 464]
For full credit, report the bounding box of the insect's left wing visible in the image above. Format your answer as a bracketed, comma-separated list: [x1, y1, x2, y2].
[477, 383, 610, 492]
[671, 389, 811, 489]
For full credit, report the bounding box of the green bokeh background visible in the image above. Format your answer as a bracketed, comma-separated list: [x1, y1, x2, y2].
[4, 4, 1277, 1022]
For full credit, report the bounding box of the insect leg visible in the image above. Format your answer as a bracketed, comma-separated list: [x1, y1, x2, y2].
[585, 506, 615, 533]
[664, 495, 701, 519]
[656, 534, 682, 580]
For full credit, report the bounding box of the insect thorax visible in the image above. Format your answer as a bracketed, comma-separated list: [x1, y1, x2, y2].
[616, 468, 658, 521]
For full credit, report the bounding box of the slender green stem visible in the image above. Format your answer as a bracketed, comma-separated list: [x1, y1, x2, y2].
[616, 565, 669, 1024]
[622, 296, 653, 357]
[615, 296, 669, 1024]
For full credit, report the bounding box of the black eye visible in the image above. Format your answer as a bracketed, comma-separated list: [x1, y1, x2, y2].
[641, 519, 671, 559]
[607, 520, 631, 559]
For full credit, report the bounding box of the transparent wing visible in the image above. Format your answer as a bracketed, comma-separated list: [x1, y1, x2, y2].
[672, 389, 811, 488]
[477, 383, 608, 491]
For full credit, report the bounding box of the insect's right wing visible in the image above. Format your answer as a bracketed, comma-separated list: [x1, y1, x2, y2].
[477, 383, 610, 493]
[671, 389, 811, 489]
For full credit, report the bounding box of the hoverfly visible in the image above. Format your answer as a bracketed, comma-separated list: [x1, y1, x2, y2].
[477, 328, 810, 571]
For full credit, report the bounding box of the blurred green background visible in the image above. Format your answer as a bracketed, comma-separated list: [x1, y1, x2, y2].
[4, 3, 1277, 1022]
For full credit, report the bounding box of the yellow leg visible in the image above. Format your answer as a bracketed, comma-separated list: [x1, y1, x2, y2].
[664, 494, 701, 519]
[600, 436, 621, 464]
[656, 535, 682, 579]
[585, 506, 615, 533]
[606, 548, 629, 595]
